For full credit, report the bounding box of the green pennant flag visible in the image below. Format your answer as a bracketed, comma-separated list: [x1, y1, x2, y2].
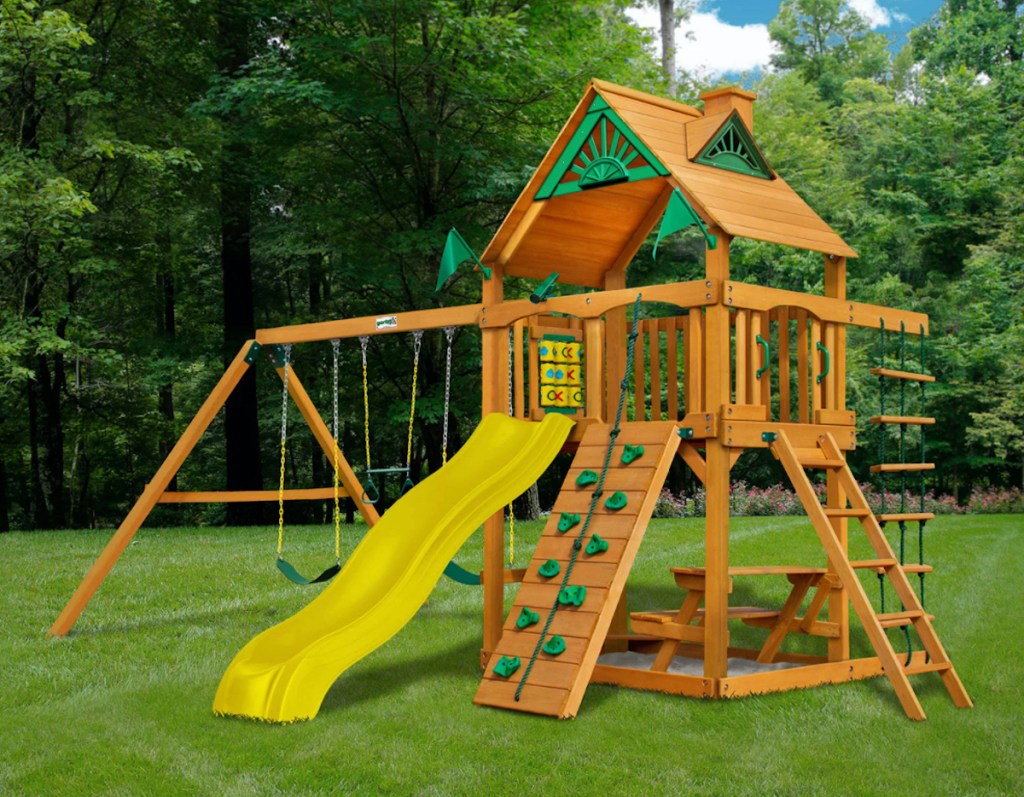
[436, 227, 491, 291]
[652, 189, 717, 260]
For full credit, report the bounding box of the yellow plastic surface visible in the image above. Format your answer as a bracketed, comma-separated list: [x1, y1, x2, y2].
[213, 412, 574, 723]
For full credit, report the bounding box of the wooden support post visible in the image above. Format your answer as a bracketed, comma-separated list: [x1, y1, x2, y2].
[685, 309, 704, 414]
[513, 319, 526, 419]
[481, 264, 507, 655]
[584, 318, 606, 420]
[735, 309, 748, 405]
[703, 230, 732, 679]
[825, 254, 849, 660]
[648, 320, 662, 419]
[604, 269, 627, 422]
[49, 341, 259, 637]
[666, 318, 679, 419]
[796, 309, 809, 424]
[633, 320, 646, 420]
[810, 317, 823, 416]
[778, 308, 791, 422]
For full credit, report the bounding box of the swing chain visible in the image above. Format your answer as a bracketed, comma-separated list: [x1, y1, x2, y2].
[359, 336, 371, 473]
[406, 330, 424, 469]
[277, 343, 293, 558]
[507, 326, 515, 565]
[441, 327, 455, 465]
[331, 338, 341, 563]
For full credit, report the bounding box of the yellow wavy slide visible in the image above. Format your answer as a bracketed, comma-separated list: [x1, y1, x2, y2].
[213, 412, 574, 723]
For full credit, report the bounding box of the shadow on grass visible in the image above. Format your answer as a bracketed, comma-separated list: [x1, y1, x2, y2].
[318, 638, 481, 716]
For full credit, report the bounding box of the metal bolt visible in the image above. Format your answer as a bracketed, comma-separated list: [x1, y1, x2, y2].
[705, 414, 711, 420]
[728, 298, 733, 304]
[586, 297, 591, 304]
[706, 293, 712, 300]
[728, 284, 733, 292]
[706, 280, 712, 288]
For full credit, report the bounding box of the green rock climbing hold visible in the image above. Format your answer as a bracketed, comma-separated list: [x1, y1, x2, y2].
[621, 444, 645, 465]
[542, 635, 567, 656]
[538, 559, 561, 579]
[605, 491, 628, 511]
[557, 512, 581, 533]
[493, 655, 521, 678]
[585, 533, 609, 556]
[576, 469, 598, 487]
[557, 585, 587, 607]
[516, 607, 540, 629]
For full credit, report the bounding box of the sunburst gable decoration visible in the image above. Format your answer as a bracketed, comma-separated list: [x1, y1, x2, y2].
[694, 111, 773, 179]
[536, 95, 669, 200]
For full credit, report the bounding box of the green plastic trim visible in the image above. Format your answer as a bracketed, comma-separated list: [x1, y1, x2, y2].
[530, 272, 560, 304]
[652, 188, 718, 258]
[557, 512, 581, 534]
[694, 111, 773, 179]
[493, 655, 521, 678]
[541, 333, 577, 343]
[244, 341, 263, 365]
[621, 444, 644, 465]
[538, 559, 561, 579]
[542, 635, 567, 656]
[678, 427, 695, 439]
[816, 341, 831, 385]
[576, 470, 599, 487]
[585, 534, 609, 556]
[761, 431, 778, 443]
[557, 585, 587, 607]
[516, 607, 540, 629]
[756, 334, 770, 380]
[605, 491, 628, 511]
[536, 95, 669, 200]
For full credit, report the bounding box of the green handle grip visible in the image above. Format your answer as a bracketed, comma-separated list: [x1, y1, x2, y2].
[756, 334, 770, 380]
[816, 341, 830, 385]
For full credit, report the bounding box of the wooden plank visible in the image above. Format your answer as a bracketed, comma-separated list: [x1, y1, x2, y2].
[472, 680, 569, 717]
[723, 420, 857, 451]
[603, 269, 627, 419]
[498, 201, 544, 264]
[735, 309, 748, 405]
[589, 665, 715, 698]
[48, 342, 259, 637]
[685, 111, 731, 158]
[686, 309, 704, 413]
[552, 490, 647, 515]
[824, 321, 838, 409]
[533, 535, 628, 564]
[815, 409, 856, 426]
[810, 317, 823, 415]
[869, 367, 935, 383]
[514, 584, 608, 614]
[665, 319, 679, 419]
[566, 466, 659, 491]
[593, 79, 702, 117]
[584, 318, 606, 420]
[648, 320, 662, 420]
[719, 656, 892, 699]
[869, 415, 936, 425]
[522, 561, 620, 588]
[492, 631, 590, 664]
[722, 403, 768, 421]
[481, 658, 580, 691]
[869, 463, 935, 473]
[777, 308, 791, 422]
[796, 309, 809, 424]
[503, 608, 600, 639]
[158, 488, 345, 503]
[257, 304, 481, 345]
[633, 319, 645, 420]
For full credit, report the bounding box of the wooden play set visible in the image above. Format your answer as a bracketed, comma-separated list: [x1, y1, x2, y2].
[49, 80, 972, 722]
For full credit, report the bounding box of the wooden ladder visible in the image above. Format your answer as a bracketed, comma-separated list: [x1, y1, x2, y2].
[770, 429, 973, 720]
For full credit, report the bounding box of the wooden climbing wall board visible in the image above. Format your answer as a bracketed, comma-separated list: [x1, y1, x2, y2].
[474, 421, 679, 718]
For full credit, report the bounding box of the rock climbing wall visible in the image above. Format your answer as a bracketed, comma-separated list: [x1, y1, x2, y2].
[473, 421, 679, 718]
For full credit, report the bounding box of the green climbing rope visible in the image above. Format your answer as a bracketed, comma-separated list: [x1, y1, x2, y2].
[513, 293, 644, 703]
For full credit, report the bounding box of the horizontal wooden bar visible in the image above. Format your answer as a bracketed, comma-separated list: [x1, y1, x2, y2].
[814, 409, 856, 426]
[589, 664, 716, 697]
[877, 513, 935, 523]
[870, 368, 935, 383]
[869, 463, 935, 473]
[722, 421, 857, 451]
[869, 415, 935, 425]
[725, 281, 930, 334]
[157, 488, 345, 503]
[479, 280, 718, 328]
[256, 304, 483, 345]
[718, 654, 903, 699]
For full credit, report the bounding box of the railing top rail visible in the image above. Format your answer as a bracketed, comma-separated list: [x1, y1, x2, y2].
[725, 281, 930, 335]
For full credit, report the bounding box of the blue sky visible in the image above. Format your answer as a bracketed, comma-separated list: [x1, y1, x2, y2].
[627, 1, 946, 77]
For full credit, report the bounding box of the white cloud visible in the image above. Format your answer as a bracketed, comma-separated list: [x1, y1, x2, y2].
[847, 0, 908, 28]
[627, 6, 778, 76]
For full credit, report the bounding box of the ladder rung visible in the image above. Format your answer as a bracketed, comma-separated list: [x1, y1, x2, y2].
[869, 562, 934, 575]
[869, 463, 935, 473]
[850, 558, 897, 570]
[877, 513, 935, 523]
[904, 660, 952, 675]
[877, 610, 926, 629]
[800, 458, 844, 469]
[869, 415, 935, 425]
[824, 508, 871, 517]
[869, 367, 936, 383]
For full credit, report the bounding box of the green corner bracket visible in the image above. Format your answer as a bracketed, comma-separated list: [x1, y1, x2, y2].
[678, 427, 695, 439]
[653, 188, 718, 259]
[244, 341, 263, 365]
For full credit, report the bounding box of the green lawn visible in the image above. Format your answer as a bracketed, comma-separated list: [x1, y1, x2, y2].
[3, 514, 1022, 796]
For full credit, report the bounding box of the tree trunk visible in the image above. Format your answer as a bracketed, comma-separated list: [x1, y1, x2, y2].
[659, 0, 677, 95]
[157, 263, 178, 492]
[0, 457, 8, 532]
[513, 482, 541, 521]
[219, 1, 265, 525]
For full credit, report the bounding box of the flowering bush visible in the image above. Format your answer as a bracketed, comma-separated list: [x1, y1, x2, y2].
[649, 483, 1021, 517]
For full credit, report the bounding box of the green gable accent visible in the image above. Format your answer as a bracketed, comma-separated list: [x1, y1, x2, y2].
[536, 95, 669, 200]
[694, 112, 773, 179]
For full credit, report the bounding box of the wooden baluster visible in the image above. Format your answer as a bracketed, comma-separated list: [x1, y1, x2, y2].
[584, 318, 605, 420]
[778, 308, 791, 422]
[633, 318, 646, 420]
[649, 319, 662, 420]
[758, 311, 771, 413]
[686, 308, 704, 414]
[513, 319, 526, 419]
[735, 309, 749, 405]
[824, 320, 838, 411]
[528, 322, 540, 420]
[666, 318, 679, 420]
[796, 309, 809, 424]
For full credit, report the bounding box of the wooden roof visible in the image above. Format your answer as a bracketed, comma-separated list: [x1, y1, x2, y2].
[482, 79, 856, 288]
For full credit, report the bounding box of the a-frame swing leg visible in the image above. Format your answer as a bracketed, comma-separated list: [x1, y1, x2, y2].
[272, 365, 380, 527]
[48, 341, 262, 637]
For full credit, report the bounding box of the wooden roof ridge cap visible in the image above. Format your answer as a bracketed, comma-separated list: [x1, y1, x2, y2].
[480, 84, 603, 264]
[589, 78, 702, 118]
[700, 86, 758, 101]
